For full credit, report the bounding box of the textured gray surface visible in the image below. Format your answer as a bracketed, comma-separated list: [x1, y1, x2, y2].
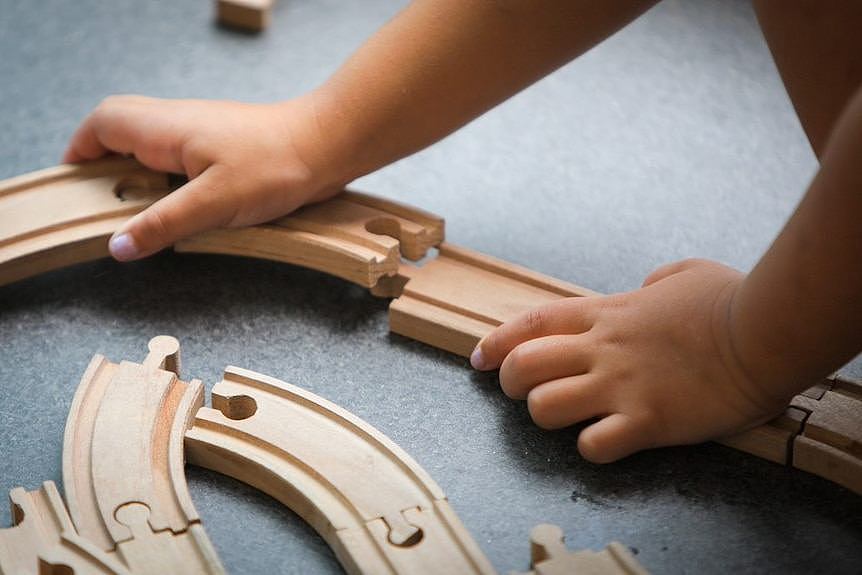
[1, 0, 861, 573]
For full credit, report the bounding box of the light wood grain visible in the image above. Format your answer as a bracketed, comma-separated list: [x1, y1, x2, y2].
[0, 481, 130, 575]
[185, 366, 495, 575]
[62, 337, 224, 574]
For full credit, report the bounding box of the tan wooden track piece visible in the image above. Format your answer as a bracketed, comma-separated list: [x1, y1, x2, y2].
[0, 161, 443, 289]
[512, 524, 647, 575]
[62, 336, 225, 574]
[0, 481, 130, 575]
[216, 0, 273, 31]
[0, 158, 171, 287]
[376, 242, 600, 357]
[786, 375, 862, 494]
[185, 366, 496, 575]
[175, 190, 444, 287]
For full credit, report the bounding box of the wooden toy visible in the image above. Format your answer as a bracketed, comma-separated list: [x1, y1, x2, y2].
[186, 365, 496, 574]
[0, 481, 129, 574]
[0, 158, 170, 287]
[513, 524, 647, 575]
[216, 0, 273, 31]
[62, 336, 225, 574]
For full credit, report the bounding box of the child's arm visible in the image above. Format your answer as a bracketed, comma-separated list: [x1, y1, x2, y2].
[64, 0, 656, 261]
[472, 86, 862, 463]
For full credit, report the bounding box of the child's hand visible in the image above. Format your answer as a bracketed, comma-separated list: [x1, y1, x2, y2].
[471, 259, 790, 463]
[64, 95, 346, 260]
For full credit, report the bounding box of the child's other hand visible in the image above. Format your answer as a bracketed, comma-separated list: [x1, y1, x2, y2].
[64, 95, 344, 261]
[471, 259, 788, 463]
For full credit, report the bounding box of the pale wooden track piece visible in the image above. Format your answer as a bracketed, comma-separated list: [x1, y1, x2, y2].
[63, 336, 225, 574]
[216, 0, 273, 31]
[0, 158, 170, 287]
[382, 242, 599, 357]
[787, 375, 862, 494]
[176, 190, 444, 287]
[185, 366, 496, 575]
[0, 162, 443, 289]
[0, 481, 130, 575]
[512, 524, 647, 575]
[717, 405, 808, 465]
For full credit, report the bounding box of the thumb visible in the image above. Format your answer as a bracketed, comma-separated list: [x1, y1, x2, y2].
[108, 167, 236, 261]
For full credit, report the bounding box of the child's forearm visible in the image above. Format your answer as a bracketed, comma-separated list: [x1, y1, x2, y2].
[729, 86, 862, 405]
[307, 0, 657, 182]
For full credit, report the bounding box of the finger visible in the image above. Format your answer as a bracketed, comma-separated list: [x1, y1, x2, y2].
[526, 374, 606, 430]
[108, 166, 234, 261]
[641, 258, 711, 287]
[471, 297, 598, 371]
[577, 413, 651, 463]
[63, 111, 112, 162]
[499, 334, 592, 400]
[63, 96, 186, 173]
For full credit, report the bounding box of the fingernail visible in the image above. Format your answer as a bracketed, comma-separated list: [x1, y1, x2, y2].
[470, 346, 488, 370]
[109, 233, 138, 261]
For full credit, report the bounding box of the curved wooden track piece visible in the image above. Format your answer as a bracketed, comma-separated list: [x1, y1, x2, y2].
[0, 158, 171, 287]
[0, 161, 443, 289]
[0, 481, 130, 575]
[175, 190, 443, 287]
[185, 367, 496, 575]
[514, 524, 647, 575]
[63, 336, 225, 574]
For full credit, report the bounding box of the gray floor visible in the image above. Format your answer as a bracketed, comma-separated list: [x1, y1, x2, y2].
[1, 0, 861, 573]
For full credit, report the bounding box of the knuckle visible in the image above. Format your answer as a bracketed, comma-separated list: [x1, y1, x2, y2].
[524, 308, 545, 336]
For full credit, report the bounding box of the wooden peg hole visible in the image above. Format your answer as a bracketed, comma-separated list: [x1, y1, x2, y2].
[213, 393, 258, 420]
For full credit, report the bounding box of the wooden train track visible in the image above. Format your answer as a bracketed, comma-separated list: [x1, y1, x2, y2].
[1, 159, 860, 499]
[61, 336, 225, 575]
[1, 337, 502, 574]
[186, 366, 496, 574]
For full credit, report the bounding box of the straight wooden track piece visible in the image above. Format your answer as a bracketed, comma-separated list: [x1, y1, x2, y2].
[380, 245, 862, 490]
[185, 366, 496, 575]
[383, 242, 599, 357]
[717, 405, 809, 465]
[788, 376, 862, 494]
[513, 524, 647, 575]
[0, 158, 170, 287]
[216, 0, 273, 31]
[0, 481, 130, 575]
[63, 336, 225, 574]
[176, 190, 444, 287]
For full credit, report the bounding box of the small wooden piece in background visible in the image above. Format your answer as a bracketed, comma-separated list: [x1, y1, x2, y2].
[216, 0, 273, 31]
[514, 524, 647, 575]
